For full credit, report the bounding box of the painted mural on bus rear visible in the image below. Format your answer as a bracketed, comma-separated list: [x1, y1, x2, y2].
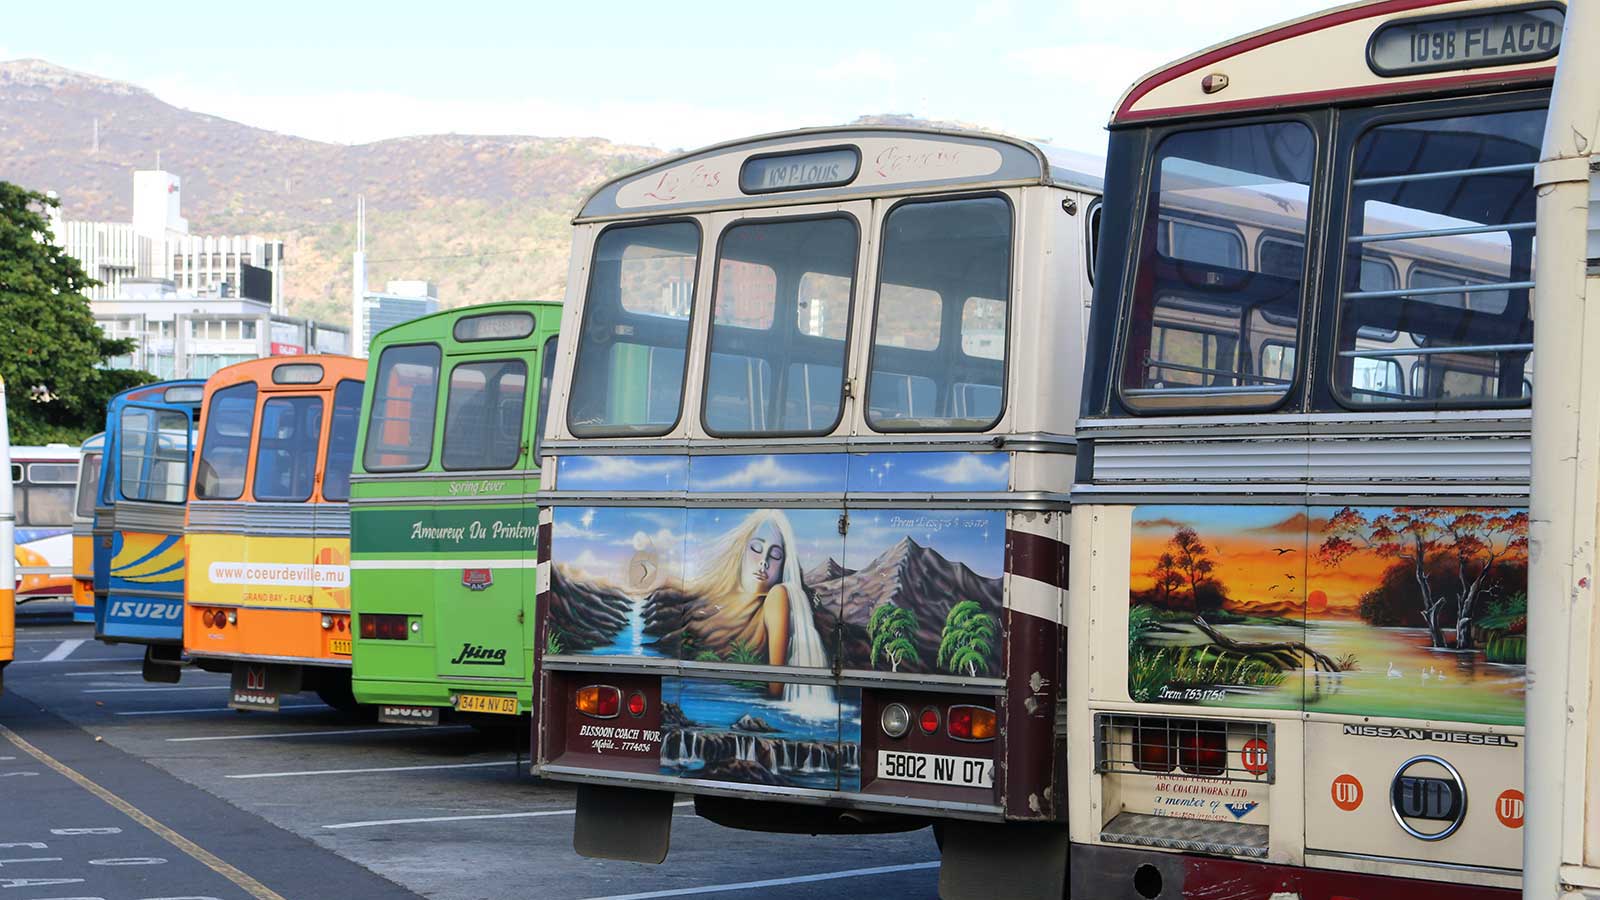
[1127, 504, 1529, 725]
[550, 458, 1007, 788]
[535, 125, 1099, 886]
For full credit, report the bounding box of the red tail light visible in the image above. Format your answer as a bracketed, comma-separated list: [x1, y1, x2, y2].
[576, 685, 621, 719]
[918, 707, 940, 735]
[201, 609, 216, 627]
[626, 691, 647, 717]
[1178, 724, 1227, 776]
[361, 614, 408, 640]
[1134, 719, 1175, 773]
[947, 705, 997, 742]
[335, 616, 347, 633]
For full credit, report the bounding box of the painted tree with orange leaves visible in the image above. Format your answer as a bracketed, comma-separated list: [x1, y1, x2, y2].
[1316, 507, 1528, 649]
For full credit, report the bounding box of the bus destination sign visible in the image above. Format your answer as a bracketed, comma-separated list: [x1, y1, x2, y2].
[1368, 4, 1562, 77]
[739, 147, 859, 195]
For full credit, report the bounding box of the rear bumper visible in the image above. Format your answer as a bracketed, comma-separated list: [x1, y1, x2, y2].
[1070, 843, 1518, 899]
[352, 677, 529, 710]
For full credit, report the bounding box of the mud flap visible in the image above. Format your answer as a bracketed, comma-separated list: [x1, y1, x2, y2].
[141, 645, 182, 684]
[573, 784, 672, 864]
[939, 821, 1068, 900]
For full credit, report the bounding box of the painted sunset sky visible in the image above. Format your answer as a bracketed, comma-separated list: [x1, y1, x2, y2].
[1130, 505, 1393, 617]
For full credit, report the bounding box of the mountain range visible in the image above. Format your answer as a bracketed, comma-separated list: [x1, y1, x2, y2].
[0, 58, 977, 327]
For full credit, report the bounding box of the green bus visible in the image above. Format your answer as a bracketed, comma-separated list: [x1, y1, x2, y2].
[350, 301, 561, 725]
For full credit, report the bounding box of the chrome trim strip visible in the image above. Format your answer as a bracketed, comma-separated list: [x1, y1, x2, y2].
[539, 432, 1075, 455]
[535, 764, 1005, 821]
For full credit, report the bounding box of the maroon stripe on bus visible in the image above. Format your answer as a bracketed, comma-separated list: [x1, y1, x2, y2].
[537, 521, 552, 563]
[1006, 529, 1068, 590]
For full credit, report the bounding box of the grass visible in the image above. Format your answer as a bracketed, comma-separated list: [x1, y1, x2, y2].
[1483, 634, 1526, 664]
[1128, 645, 1289, 702]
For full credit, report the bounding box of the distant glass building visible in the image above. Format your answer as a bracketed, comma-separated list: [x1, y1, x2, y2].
[359, 282, 440, 357]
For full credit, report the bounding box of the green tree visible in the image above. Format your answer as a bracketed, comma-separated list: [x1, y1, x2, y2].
[868, 603, 921, 673]
[0, 182, 152, 443]
[937, 601, 999, 677]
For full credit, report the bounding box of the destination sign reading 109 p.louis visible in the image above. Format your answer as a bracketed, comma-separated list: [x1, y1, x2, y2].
[1368, 3, 1562, 76]
[739, 147, 859, 194]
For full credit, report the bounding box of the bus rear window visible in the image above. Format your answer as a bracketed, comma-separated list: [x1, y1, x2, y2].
[533, 336, 558, 464]
[196, 383, 256, 500]
[75, 452, 102, 518]
[363, 344, 441, 472]
[442, 360, 528, 470]
[569, 222, 699, 436]
[16, 482, 73, 527]
[120, 407, 190, 503]
[1334, 109, 1540, 408]
[1120, 121, 1315, 410]
[254, 396, 324, 502]
[866, 196, 1012, 432]
[322, 380, 364, 501]
[703, 216, 857, 436]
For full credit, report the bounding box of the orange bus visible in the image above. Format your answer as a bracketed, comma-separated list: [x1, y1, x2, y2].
[183, 356, 366, 710]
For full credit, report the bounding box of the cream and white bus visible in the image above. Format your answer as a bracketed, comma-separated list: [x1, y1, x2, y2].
[1071, 1, 1575, 898]
[530, 126, 1101, 892]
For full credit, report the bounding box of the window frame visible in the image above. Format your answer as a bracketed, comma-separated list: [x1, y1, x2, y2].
[251, 394, 326, 503]
[1112, 112, 1328, 417]
[533, 335, 558, 467]
[567, 217, 703, 439]
[362, 342, 443, 473]
[698, 211, 862, 439]
[194, 382, 258, 501]
[117, 405, 191, 505]
[1321, 92, 1545, 413]
[863, 191, 1017, 435]
[440, 357, 531, 472]
[321, 379, 365, 502]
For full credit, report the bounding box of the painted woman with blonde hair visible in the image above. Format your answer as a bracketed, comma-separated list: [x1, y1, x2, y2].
[683, 509, 832, 711]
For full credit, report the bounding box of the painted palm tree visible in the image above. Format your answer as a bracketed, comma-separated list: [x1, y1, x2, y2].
[868, 603, 921, 672]
[938, 600, 999, 677]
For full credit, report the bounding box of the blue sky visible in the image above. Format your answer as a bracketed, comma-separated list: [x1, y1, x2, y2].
[5, 0, 1329, 156]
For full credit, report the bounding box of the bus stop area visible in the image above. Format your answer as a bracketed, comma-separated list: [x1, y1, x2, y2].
[1, 600, 941, 900]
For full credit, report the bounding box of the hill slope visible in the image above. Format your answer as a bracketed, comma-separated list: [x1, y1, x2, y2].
[0, 59, 668, 324]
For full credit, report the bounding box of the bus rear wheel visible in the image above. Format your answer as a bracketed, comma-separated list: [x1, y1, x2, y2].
[313, 675, 360, 714]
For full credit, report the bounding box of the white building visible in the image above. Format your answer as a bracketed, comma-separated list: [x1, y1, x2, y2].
[95, 279, 347, 379]
[50, 169, 286, 312]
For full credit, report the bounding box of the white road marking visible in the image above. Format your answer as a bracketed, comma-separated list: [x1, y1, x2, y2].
[18, 639, 88, 663]
[170, 725, 468, 744]
[322, 801, 693, 830]
[82, 686, 227, 695]
[228, 760, 513, 779]
[117, 704, 323, 717]
[577, 861, 941, 900]
[63, 670, 144, 677]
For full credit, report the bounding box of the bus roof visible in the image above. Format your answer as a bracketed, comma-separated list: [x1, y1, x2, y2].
[368, 299, 562, 348]
[111, 379, 206, 409]
[1112, 0, 1561, 126]
[9, 445, 79, 463]
[203, 355, 367, 393]
[79, 432, 104, 453]
[576, 125, 1104, 222]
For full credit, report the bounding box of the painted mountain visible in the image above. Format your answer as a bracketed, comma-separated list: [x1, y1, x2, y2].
[545, 566, 631, 654]
[811, 537, 1004, 676]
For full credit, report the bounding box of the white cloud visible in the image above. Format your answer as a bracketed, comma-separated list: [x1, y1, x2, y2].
[918, 455, 1007, 486]
[564, 456, 684, 485]
[554, 519, 599, 540]
[697, 456, 825, 491]
[623, 527, 682, 552]
[563, 549, 616, 577]
[972, 0, 1014, 25]
[579, 508, 596, 530]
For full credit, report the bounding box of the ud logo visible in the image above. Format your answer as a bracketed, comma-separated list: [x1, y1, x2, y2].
[245, 666, 268, 691]
[1390, 755, 1468, 841]
[462, 569, 493, 591]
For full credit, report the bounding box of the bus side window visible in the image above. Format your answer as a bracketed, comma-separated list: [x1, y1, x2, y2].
[569, 222, 699, 436]
[254, 397, 324, 502]
[866, 196, 1012, 432]
[442, 360, 528, 471]
[532, 336, 558, 465]
[120, 408, 190, 503]
[703, 216, 857, 436]
[1335, 107, 1540, 407]
[195, 383, 257, 500]
[363, 344, 441, 472]
[322, 380, 364, 502]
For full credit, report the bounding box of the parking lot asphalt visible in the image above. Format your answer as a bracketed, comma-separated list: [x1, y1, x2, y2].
[2, 602, 941, 900]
